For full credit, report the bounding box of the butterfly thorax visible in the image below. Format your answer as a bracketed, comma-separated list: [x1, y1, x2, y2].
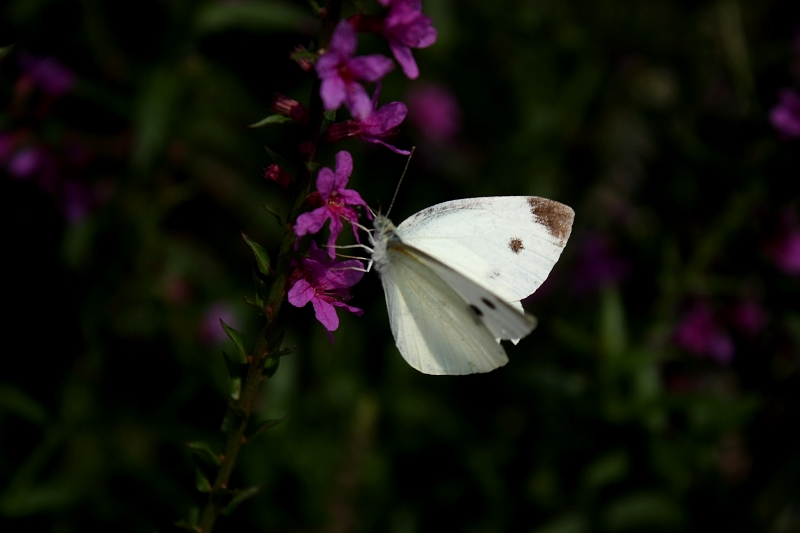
[371, 215, 401, 272]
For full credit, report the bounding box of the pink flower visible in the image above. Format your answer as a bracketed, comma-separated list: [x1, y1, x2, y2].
[769, 89, 800, 138]
[324, 85, 410, 154]
[406, 83, 461, 145]
[351, 1, 437, 80]
[673, 302, 734, 365]
[316, 21, 395, 119]
[294, 151, 370, 257]
[18, 51, 76, 97]
[287, 242, 365, 340]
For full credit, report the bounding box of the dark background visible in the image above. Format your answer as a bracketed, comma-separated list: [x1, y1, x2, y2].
[1, 0, 799, 531]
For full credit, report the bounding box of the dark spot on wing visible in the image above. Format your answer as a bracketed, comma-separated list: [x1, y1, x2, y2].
[481, 298, 496, 309]
[509, 238, 524, 253]
[490, 270, 501, 279]
[527, 197, 575, 246]
[469, 304, 483, 316]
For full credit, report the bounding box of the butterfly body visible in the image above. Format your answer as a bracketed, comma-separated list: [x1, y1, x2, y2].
[370, 196, 574, 375]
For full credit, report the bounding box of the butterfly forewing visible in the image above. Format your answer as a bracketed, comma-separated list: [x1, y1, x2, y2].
[395, 197, 574, 304]
[378, 245, 511, 375]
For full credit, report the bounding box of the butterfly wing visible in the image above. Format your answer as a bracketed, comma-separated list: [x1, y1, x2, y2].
[378, 242, 536, 375]
[395, 197, 574, 304]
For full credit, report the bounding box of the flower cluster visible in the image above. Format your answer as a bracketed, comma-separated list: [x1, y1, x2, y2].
[283, 1, 439, 337]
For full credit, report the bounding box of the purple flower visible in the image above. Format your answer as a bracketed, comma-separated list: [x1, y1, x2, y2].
[324, 85, 410, 154]
[287, 242, 365, 340]
[201, 301, 240, 344]
[380, 0, 437, 79]
[406, 82, 461, 145]
[7, 145, 59, 191]
[769, 89, 800, 138]
[770, 229, 800, 275]
[316, 21, 395, 119]
[673, 302, 734, 365]
[18, 51, 76, 97]
[570, 232, 631, 295]
[294, 151, 370, 257]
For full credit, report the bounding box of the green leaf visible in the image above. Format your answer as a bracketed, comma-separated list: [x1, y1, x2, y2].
[263, 204, 284, 226]
[0, 44, 15, 62]
[133, 68, 181, 171]
[220, 320, 248, 364]
[0, 385, 48, 426]
[602, 492, 683, 531]
[244, 294, 265, 313]
[195, 466, 212, 493]
[184, 441, 222, 466]
[221, 485, 264, 516]
[222, 352, 244, 400]
[194, 1, 313, 34]
[264, 146, 296, 178]
[247, 416, 285, 444]
[289, 48, 318, 63]
[264, 357, 280, 378]
[241, 233, 272, 276]
[248, 114, 293, 128]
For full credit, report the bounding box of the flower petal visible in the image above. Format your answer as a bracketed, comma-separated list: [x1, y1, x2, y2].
[316, 167, 338, 198]
[287, 278, 316, 307]
[294, 207, 332, 237]
[345, 81, 374, 120]
[312, 297, 340, 331]
[347, 54, 395, 82]
[389, 42, 419, 79]
[329, 20, 357, 58]
[334, 150, 353, 181]
[320, 75, 347, 111]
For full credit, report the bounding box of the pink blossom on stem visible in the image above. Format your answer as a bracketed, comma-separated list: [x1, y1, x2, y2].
[324, 85, 410, 154]
[287, 242, 364, 340]
[769, 89, 800, 139]
[406, 82, 462, 145]
[294, 151, 371, 257]
[673, 302, 734, 364]
[380, 0, 437, 79]
[316, 21, 395, 119]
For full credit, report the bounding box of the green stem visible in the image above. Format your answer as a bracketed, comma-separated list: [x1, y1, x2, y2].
[196, 1, 342, 530]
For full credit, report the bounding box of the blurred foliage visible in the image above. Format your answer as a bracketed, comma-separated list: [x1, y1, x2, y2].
[1, 0, 799, 532]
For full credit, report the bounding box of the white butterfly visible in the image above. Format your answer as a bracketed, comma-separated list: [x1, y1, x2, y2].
[367, 196, 574, 375]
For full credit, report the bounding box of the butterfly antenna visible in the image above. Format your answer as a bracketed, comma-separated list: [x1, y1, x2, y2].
[385, 146, 415, 218]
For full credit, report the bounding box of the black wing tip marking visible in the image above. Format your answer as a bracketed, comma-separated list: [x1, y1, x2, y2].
[526, 197, 575, 246]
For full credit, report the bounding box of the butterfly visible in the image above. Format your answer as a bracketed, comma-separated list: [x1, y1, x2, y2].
[367, 196, 574, 375]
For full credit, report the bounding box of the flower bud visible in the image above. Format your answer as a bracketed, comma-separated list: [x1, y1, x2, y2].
[264, 163, 292, 190]
[270, 93, 310, 125]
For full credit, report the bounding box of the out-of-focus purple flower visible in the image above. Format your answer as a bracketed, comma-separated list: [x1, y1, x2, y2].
[673, 302, 734, 364]
[378, 0, 437, 79]
[769, 89, 800, 138]
[18, 51, 76, 97]
[770, 228, 800, 275]
[324, 85, 410, 154]
[731, 299, 767, 336]
[201, 301, 240, 344]
[294, 151, 370, 257]
[61, 180, 92, 224]
[287, 242, 364, 340]
[7, 145, 59, 191]
[316, 21, 395, 119]
[406, 82, 462, 145]
[571, 232, 631, 295]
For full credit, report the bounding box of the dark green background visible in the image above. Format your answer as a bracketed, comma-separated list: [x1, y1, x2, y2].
[1, 0, 798, 531]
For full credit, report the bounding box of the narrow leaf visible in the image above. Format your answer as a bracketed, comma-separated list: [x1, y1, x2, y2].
[194, 1, 312, 33]
[262, 204, 284, 226]
[289, 49, 318, 63]
[0, 44, 15, 62]
[247, 416, 285, 444]
[222, 352, 244, 400]
[221, 485, 264, 516]
[264, 357, 280, 378]
[244, 295, 264, 313]
[195, 467, 212, 493]
[249, 114, 293, 128]
[241, 233, 271, 276]
[184, 441, 222, 466]
[264, 146, 296, 178]
[220, 320, 248, 364]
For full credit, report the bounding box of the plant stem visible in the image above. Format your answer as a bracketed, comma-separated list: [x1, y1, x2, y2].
[196, 1, 342, 530]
